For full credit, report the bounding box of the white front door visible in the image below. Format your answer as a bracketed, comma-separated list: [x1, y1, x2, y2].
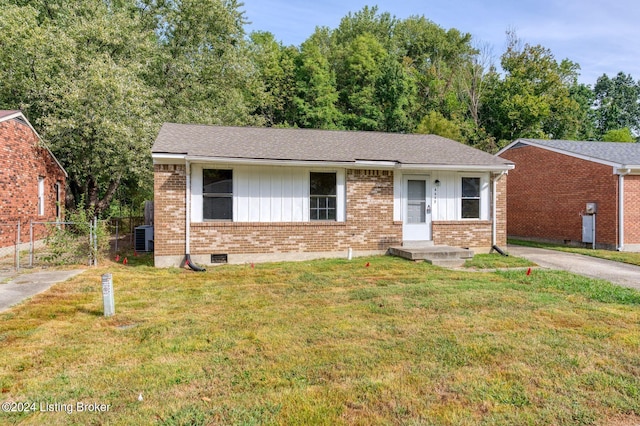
[402, 175, 432, 241]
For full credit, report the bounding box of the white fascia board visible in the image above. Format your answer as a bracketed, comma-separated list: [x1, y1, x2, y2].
[499, 139, 622, 168]
[185, 155, 356, 169]
[0, 111, 23, 123]
[152, 153, 187, 164]
[158, 154, 514, 173]
[396, 163, 514, 172]
[615, 166, 640, 175]
[354, 160, 397, 168]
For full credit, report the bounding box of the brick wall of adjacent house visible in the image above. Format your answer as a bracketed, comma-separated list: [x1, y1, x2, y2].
[0, 118, 66, 249]
[624, 175, 640, 244]
[499, 145, 618, 247]
[190, 169, 402, 255]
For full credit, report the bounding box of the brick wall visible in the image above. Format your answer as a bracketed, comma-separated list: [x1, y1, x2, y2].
[499, 145, 618, 246]
[153, 164, 186, 256]
[624, 175, 640, 244]
[433, 221, 492, 248]
[0, 118, 66, 249]
[495, 174, 507, 246]
[154, 165, 504, 265]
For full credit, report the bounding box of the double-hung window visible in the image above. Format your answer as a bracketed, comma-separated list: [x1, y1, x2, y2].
[38, 176, 45, 216]
[203, 169, 232, 220]
[310, 172, 336, 221]
[461, 177, 481, 219]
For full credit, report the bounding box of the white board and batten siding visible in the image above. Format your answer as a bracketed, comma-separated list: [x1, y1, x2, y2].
[393, 171, 491, 222]
[191, 164, 490, 224]
[190, 164, 346, 223]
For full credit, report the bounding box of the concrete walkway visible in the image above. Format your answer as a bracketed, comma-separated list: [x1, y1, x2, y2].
[507, 245, 640, 291]
[0, 269, 85, 313]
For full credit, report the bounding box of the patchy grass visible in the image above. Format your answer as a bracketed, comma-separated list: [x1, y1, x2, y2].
[464, 253, 535, 269]
[509, 239, 640, 267]
[0, 256, 639, 425]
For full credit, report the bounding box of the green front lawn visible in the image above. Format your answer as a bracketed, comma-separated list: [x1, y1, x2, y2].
[1, 256, 639, 425]
[464, 253, 535, 269]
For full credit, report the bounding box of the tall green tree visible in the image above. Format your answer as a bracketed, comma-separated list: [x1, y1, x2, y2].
[593, 72, 640, 137]
[294, 28, 343, 129]
[602, 127, 636, 142]
[249, 31, 298, 126]
[145, 0, 263, 126]
[395, 16, 475, 120]
[338, 33, 387, 130]
[480, 32, 582, 146]
[0, 0, 159, 214]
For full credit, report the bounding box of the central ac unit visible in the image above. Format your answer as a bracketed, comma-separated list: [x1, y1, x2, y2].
[134, 225, 154, 252]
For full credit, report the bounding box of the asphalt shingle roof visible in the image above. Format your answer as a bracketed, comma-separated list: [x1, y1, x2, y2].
[152, 123, 512, 168]
[517, 139, 640, 166]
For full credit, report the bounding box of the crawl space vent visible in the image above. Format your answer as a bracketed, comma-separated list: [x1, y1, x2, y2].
[211, 254, 228, 264]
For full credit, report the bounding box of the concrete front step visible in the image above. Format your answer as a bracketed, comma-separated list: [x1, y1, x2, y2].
[401, 240, 434, 248]
[388, 245, 473, 266]
[426, 258, 467, 268]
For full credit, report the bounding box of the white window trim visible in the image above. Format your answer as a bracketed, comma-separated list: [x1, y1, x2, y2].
[38, 176, 45, 216]
[308, 169, 345, 222]
[202, 168, 234, 222]
[457, 173, 489, 220]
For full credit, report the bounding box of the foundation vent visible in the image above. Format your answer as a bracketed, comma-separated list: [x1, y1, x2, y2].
[211, 254, 228, 264]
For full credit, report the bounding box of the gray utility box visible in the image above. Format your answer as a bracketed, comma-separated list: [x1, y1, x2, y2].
[582, 202, 597, 245]
[582, 215, 594, 243]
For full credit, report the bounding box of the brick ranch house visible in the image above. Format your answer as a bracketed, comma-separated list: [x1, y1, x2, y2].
[0, 110, 67, 255]
[498, 138, 640, 251]
[152, 124, 514, 267]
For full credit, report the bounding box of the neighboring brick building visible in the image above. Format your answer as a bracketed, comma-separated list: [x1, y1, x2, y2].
[498, 139, 640, 251]
[0, 111, 67, 253]
[152, 124, 513, 267]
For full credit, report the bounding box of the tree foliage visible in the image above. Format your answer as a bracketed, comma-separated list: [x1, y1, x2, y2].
[2, 3, 640, 218]
[0, 0, 263, 215]
[480, 32, 583, 147]
[593, 72, 640, 137]
[602, 127, 636, 142]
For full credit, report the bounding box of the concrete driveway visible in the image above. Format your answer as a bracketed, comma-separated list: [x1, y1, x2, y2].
[507, 245, 640, 291]
[0, 269, 85, 313]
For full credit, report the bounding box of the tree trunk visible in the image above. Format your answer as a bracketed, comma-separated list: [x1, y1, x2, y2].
[96, 176, 121, 216]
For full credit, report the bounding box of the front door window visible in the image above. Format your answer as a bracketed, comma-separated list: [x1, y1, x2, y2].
[407, 180, 426, 223]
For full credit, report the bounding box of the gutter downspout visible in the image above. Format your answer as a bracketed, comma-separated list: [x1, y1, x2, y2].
[618, 169, 630, 251]
[492, 171, 507, 253]
[185, 160, 191, 256]
[184, 160, 205, 271]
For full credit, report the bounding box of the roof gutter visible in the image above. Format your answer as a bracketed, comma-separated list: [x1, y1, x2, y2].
[151, 153, 514, 172]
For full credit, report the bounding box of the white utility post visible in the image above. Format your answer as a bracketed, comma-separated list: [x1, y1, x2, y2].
[101, 273, 115, 317]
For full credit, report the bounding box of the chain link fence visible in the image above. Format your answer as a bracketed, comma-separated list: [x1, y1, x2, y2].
[108, 217, 144, 254]
[0, 219, 104, 271]
[0, 216, 147, 271]
[0, 222, 22, 271]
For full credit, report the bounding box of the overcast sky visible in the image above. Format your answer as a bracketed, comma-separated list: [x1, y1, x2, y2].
[242, 0, 640, 85]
